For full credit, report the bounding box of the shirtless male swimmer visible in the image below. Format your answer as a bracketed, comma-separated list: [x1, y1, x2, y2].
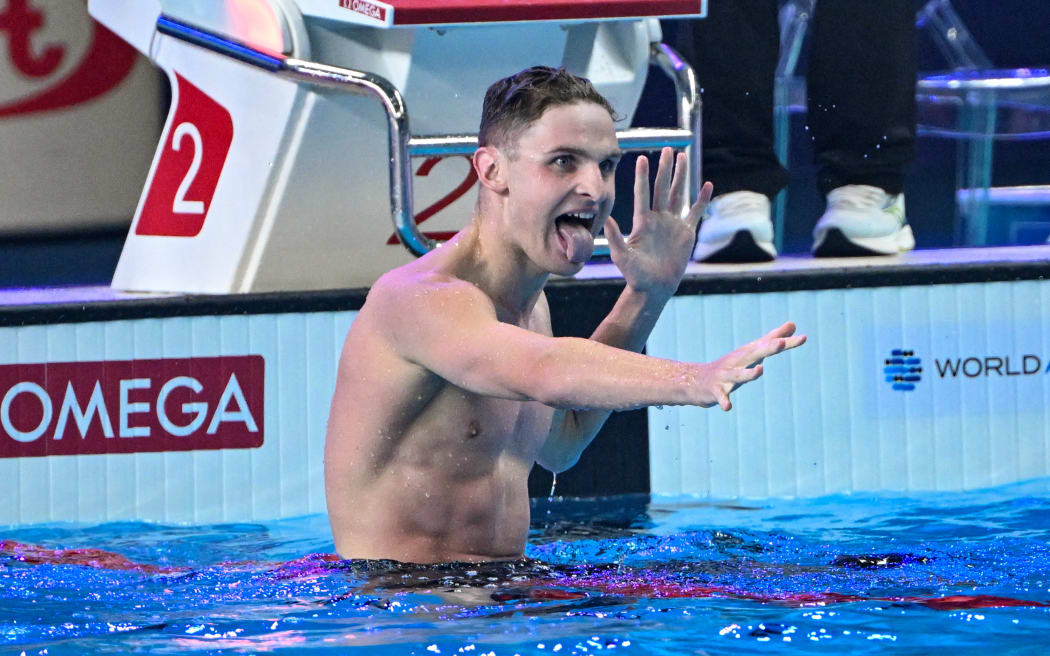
[325, 67, 806, 564]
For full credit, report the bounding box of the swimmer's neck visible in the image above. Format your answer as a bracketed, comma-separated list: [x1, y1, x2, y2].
[445, 220, 550, 317]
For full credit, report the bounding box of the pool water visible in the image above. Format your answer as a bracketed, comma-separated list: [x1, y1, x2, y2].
[3, 479, 1050, 655]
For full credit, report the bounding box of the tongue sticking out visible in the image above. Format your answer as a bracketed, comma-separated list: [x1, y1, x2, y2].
[556, 220, 594, 263]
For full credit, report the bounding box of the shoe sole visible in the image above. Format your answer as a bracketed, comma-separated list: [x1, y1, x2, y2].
[693, 230, 776, 263]
[812, 225, 915, 258]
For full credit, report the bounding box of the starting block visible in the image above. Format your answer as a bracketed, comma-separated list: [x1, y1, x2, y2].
[88, 0, 707, 293]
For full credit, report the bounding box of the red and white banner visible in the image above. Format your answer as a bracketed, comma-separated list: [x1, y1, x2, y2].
[136, 73, 234, 237]
[0, 355, 264, 458]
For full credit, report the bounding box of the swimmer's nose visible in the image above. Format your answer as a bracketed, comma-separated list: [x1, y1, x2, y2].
[575, 161, 607, 200]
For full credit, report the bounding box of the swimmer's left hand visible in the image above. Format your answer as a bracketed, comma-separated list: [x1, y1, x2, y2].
[604, 147, 712, 297]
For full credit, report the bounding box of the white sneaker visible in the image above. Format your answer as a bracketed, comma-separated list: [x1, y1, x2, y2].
[692, 191, 776, 262]
[812, 185, 915, 257]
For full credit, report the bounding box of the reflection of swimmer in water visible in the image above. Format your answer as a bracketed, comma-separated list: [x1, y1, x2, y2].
[323, 66, 806, 565]
[3, 539, 1045, 611]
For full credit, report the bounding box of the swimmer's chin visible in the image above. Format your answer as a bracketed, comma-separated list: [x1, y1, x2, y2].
[548, 258, 588, 278]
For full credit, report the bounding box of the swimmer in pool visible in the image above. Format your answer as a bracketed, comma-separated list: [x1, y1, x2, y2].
[324, 66, 806, 563]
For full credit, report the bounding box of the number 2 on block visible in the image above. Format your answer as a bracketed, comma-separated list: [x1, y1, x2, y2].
[171, 122, 205, 215]
[134, 73, 233, 237]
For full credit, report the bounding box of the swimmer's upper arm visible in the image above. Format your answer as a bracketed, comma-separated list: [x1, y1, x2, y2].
[368, 274, 559, 403]
[366, 273, 703, 412]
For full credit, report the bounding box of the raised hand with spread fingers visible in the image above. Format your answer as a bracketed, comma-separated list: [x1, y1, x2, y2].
[604, 146, 713, 297]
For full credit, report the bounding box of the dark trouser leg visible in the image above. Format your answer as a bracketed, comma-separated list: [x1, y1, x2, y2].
[669, 0, 789, 199]
[807, 0, 918, 196]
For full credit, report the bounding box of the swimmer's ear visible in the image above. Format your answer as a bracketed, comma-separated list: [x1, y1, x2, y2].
[473, 146, 508, 193]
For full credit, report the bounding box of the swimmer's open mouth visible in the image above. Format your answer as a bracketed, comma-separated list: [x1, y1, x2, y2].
[554, 211, 597, 234]
[554, 211, 598, 263]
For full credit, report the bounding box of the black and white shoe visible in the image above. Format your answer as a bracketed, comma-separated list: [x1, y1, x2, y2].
[812, 185, 915, 257]
[692, 191, 776, 263]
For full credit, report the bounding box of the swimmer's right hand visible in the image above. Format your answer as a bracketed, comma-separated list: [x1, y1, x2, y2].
[691, 322, 806, 411]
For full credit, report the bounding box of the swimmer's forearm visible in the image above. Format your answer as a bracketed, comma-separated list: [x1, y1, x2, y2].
[536, 340, 698, 472]
[589, 285, 672, 353]
[530, 337, 701, 410]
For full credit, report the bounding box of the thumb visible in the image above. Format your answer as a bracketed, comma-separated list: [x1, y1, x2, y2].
[604, 216, 627, 259]
[718, 389, 732, 412]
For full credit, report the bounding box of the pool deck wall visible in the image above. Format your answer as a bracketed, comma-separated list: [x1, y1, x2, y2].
[641, 247, 1050, 498]
[1, 245, 1049, 525]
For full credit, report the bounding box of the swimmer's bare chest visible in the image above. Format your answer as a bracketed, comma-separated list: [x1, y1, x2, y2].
[325, 299, 557, 561]
[354, 343, 548, 483]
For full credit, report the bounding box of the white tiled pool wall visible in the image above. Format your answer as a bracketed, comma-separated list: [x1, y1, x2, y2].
[2, 277, 1048, 526]
[648, 279, 1050, 498]
[0, 311, 355, 526]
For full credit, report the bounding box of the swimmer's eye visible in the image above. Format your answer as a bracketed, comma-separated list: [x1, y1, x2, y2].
[599, 158, 619, 176]
[551, 154, 577, 170]
[550, 154, 618, 178]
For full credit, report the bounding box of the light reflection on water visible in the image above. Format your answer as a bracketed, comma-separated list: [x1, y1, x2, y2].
[2, 479, 1050, 655]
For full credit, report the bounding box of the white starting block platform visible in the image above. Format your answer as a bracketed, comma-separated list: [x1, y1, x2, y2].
[88, 0, 707, 294]
[2, 247, 1050, 525]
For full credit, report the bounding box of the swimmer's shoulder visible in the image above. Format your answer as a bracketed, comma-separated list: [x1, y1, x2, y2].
[365, 264, 497, 327]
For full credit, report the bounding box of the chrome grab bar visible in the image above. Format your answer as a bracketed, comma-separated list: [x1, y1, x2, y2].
[156, 16, 700, 258]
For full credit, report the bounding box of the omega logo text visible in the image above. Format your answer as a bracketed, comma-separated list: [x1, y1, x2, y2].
[339, 0, 387, 22]
[0, 356, 264, 458]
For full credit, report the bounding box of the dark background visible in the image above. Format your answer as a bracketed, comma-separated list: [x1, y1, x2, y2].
[631, 0, 1050, 255]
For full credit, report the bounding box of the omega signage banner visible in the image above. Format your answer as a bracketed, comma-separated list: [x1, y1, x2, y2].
[0, 310, 354, 525]
[0, 355, 264, 458]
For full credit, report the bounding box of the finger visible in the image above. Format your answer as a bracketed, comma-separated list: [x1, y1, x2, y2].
[728, 365, 763, 384]
[718, 388, 732, 412]
[668, 152, 687, 216]
[685, 181, 714, 231]
[633, 155, 650, 226]
[652, 147, 674, 212]
[784, 334, 807, 349]
[604, 216, 627, 259]
[765, 321, 797, 339]
[750, 336, 804, 362]
[753, 330, 806, 356]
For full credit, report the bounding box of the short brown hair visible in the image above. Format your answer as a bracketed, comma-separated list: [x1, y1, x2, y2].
[478, 66, 617, 154]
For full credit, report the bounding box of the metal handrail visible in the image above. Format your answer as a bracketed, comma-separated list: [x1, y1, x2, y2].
[156, 16, 701, 258]
[651, 42, 702, 217]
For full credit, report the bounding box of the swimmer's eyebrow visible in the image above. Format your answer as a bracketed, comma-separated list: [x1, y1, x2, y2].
[548, 146, 623, 161]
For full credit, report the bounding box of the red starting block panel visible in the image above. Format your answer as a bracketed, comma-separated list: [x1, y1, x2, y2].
[386, 0, 705, 25]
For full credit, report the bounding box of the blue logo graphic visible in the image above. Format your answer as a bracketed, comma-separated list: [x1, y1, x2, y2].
[885, 349, 922, 391]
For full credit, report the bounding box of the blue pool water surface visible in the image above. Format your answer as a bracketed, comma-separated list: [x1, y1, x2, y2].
[3, 479, 1050, 655]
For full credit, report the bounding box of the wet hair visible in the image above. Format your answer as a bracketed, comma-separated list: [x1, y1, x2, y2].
[478, 66, 617, 155]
